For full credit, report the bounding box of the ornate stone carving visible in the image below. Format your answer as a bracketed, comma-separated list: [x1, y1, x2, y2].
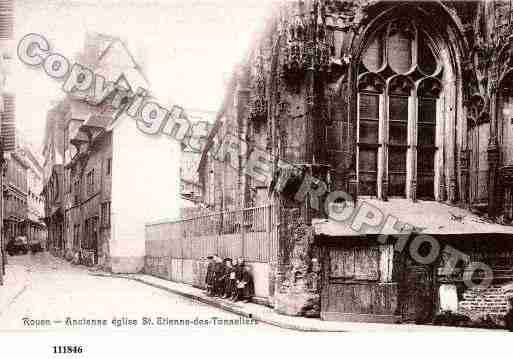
[417, 78, 442, 98]
[466, 93, 489, 126]
[281, 0, 332, 89]
[274, 209, 320, 317]
[357, 72, 384, 93]
[460, 149, 470, 173]
[410, 180, 417, 202]
[449, 177, 457, 203]
[248, 47, 268, 123]
[500, 165, 513, 185]
[488, 139, 500, 167]
[389, 75, 414, 96]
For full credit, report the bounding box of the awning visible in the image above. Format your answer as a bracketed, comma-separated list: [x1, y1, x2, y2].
[314, 199, 513, 237]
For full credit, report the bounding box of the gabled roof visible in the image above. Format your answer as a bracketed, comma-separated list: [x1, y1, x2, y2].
[94, 37, 150, 89]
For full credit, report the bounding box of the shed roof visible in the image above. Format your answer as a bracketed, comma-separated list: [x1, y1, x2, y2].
[314, 199, 513, 237]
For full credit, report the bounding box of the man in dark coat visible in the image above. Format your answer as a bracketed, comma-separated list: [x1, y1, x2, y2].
[505, 297, 513, 332]
[232, 258, 255, 303]
[212, 255, 224, 297]
[222, 258, 235, 299]
[231, 258, 243, 300]
[205, 255, 214, 296]
[241, 264, 255, 303]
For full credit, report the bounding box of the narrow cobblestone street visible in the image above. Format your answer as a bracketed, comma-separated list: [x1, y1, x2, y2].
[0, 253, 289, 334]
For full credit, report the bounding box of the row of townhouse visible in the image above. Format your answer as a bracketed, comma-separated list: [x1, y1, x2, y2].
[3, 149, 28, 242]
[3, 141, 46, 249]
[42, 33, 181, 273]
[24, 146, 47, 247]
[0, 0, 14, 285]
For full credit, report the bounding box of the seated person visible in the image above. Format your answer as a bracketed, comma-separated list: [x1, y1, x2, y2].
[222, 258, 235, 299]
[233, 258, 254, 303]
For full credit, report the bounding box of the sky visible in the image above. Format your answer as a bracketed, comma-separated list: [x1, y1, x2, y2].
[13, 0, 274, 151]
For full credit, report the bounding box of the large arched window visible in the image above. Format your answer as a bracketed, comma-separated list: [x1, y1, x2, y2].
[357, 19, 443, 200]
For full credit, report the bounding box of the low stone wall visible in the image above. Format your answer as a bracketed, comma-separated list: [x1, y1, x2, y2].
[459, 282, 513, 324]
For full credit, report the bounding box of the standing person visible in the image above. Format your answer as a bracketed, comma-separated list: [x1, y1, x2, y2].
[212, 255, 224, 297]
[205, 255, 214, 296]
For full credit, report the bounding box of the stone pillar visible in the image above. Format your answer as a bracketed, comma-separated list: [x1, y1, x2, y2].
[273, 206, 321, 317]
[304, 67, 316, 165]
[488, 141, 500, 217]
[237, 83, 251, 209]
[459, 150, 470, 206]
[446, 87, 457, 203]
[488, 88, 500, 217]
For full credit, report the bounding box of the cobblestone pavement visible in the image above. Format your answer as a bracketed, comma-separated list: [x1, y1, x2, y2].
[0, 252, 289, 334]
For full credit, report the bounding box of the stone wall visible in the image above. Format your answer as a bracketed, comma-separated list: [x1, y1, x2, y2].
[273, 208, 321, 317]
[459, 283, 513, 324]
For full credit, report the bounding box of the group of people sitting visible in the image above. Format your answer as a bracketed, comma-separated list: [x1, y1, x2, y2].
[205, 255, 254, 303]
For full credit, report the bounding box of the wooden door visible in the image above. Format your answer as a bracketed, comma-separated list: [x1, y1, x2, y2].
[400, 262, 434, 323]
[468, 123, 489, 207]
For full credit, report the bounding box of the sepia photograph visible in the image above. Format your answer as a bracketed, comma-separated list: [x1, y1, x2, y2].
[1, 0, 513, 356]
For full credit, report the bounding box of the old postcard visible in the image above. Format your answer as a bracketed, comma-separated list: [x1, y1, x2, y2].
[1, 0, 513, 356]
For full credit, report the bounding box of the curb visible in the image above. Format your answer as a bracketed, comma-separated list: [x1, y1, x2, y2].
[89, 272, 345, 332]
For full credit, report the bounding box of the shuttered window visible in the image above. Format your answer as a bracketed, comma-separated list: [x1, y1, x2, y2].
[329, 247, 380, 281]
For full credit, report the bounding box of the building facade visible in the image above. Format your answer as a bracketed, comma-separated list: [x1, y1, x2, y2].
[1, 138, 45, 249]
[22, 144, 46, 249]
[41, 100, 69, 257]
[3, 151, 28, 243]
[195, 0, 513, 325]
[43, 33, 182, 273]
[0, 0, 14, 285]
[180, 109, 215, 212]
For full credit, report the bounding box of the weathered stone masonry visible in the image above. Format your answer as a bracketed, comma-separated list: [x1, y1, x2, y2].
[197, 0, 513, 322]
